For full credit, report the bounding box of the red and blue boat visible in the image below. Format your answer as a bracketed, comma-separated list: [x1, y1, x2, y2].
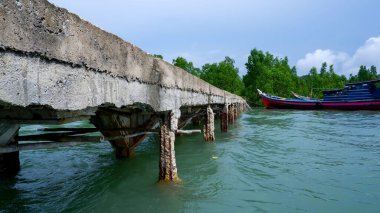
[258, 79, 380, 110]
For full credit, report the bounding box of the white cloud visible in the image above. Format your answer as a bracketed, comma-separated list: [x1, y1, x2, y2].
[297, 36, 380, 76]
[296, 49, 349, 75]
[342, 37, 380, 74]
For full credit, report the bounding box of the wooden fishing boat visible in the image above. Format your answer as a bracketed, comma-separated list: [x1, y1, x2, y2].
[258, 79, 380, 110]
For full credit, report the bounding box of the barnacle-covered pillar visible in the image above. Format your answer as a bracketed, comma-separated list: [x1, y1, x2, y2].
[221, 104, 228, 132]
[0, 124, 20, 177]
[159, 110, 180, 183]
[203, 106, 215, 142]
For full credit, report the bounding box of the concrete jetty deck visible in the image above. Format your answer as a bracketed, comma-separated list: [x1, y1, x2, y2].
[0, 0, 248, 181]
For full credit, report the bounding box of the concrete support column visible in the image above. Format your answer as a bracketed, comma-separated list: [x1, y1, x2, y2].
[0, 124, 20, 177]
[220, 104, 228, 132]
[159, 110, 180, 183]
[228, 104, 235, 124]
[234, 104, 238, 119]
[203, 106, 215, 142]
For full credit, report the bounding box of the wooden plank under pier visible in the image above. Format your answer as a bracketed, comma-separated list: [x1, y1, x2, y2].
[0, 141, 101, 154]
[0, 127, 203, 154]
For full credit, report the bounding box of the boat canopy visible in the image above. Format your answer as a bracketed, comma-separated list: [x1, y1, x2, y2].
[323, 79, 380, 94]
[323, 88, 344, 94]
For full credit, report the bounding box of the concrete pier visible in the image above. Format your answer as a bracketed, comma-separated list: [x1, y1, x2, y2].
[0, 0, 248, 179]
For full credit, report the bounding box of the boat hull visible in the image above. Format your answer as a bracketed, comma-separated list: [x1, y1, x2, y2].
[260, 93, 380, 110]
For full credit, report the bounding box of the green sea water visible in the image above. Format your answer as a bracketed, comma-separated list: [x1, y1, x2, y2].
[1, 109, 380, 212]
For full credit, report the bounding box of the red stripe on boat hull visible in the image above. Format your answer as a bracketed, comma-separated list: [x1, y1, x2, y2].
[321, 101, 380, 110]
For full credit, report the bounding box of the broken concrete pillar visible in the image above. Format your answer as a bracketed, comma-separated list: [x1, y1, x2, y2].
[91, 109, 153, 159]
[159, 110, 180, 183]
[221, 104, 228, 132]
[0, 124, 20, 177]
[112, 137, 140, 158]
[203, 106, 215, 142]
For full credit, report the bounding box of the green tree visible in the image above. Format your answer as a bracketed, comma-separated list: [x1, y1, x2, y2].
[172, 57, 201, 76]
[320, 62, 327, 77]
[349, 65, 378, 83]
[329, 64, 334, 74]
[306, 67, 322, 97]
[242, 49, 350, 103]
[200, 57, 244, 95]
[242, 49, 298, 105]
[302, 64, 346, 98]
[370, 65, 377, 77]
[243, 49, 271, 104]
[358, 65, 370, 81]
[153, 54, 163, 59]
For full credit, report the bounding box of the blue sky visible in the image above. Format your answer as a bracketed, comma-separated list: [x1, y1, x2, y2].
[49, 0, 380, 76]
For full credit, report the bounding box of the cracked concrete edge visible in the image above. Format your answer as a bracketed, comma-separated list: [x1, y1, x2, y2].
[0, 0, 245, 105]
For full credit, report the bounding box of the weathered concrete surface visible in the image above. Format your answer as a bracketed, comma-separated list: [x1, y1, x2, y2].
[0, 0, 246, 114]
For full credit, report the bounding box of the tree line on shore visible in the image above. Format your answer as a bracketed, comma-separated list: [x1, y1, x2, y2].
[154, 49, 379, 106]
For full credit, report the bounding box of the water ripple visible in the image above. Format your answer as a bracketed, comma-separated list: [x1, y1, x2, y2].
[1, 110, 380, 212]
